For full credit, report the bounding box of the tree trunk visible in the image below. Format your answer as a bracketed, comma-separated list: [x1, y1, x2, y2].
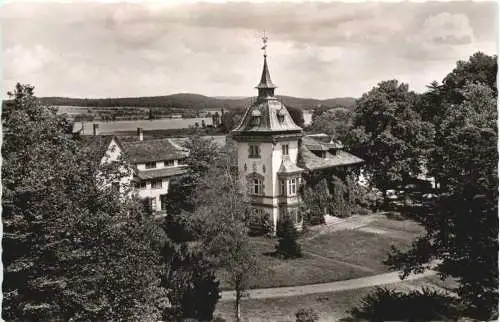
[235, 289, 241, 322]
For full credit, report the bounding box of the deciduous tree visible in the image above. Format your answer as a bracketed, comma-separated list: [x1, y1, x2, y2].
[346, 80, 435, 198]
[2, 84, 167, 320]
[385, 55, 498, 320]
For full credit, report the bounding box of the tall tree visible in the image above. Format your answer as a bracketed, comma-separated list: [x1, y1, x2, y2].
[346, 80, 435, 197]
[188, 143, 259, 322]
[309, 106, 353, 141]
[286, 105, 305, 128]
[385, 59, 498, 320]
[2, 84, 167, 320]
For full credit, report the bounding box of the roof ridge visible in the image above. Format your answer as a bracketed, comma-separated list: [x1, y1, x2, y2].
[123, 137, 175, 145]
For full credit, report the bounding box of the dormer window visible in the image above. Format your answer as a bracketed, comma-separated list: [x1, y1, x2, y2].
[251, 109, 261, 126]
[277, 109, 285, 123]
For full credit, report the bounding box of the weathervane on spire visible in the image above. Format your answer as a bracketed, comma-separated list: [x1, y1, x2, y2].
[261, 31, 268, 57]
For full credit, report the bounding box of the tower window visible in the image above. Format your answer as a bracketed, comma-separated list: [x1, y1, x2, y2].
[282, 144, 289, 156]
[280, 179, 286, 196]
[288, 178, 297, 195]
[249, 144, 261, 158]
[250, 178, 263, 195]
[247, 172, 265, 196]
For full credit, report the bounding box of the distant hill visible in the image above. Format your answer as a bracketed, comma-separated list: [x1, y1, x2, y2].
[6, 93, 357, 112]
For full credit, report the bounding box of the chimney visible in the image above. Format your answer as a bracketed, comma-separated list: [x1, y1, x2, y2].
[137, 127, 143, 141]
[93, 123, 99, 135]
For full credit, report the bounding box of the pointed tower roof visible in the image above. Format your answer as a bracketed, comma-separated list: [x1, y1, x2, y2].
[231, 50, 302, 136]
[256, 55, 276, 89]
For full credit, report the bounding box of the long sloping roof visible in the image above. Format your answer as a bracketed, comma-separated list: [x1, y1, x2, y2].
[136, 166, 188, 180]
[298, 144, 363, 171]
[121, 138, 188, 163]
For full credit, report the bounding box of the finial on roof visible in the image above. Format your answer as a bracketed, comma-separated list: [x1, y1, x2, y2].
[261, 31, 268, 57]
[256, 32, 277, 95]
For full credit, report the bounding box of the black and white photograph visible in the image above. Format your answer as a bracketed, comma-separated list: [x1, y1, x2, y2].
[2, 0, 498, 321]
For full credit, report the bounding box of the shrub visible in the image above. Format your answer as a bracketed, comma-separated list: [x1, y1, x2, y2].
[357, 207, 372, 216]
[296, 308, 319, 322]
[275, 216, 302, 259]
[346, 287, 463, 321]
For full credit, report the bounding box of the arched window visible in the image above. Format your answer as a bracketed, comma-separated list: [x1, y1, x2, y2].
[247, 172, 265, 195]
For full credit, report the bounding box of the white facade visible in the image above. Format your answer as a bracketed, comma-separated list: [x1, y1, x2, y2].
[136, 178, 170, 212]
[237, 139, 302, 231]
[98, 138, 134, 195]
[98, 138, 184, 213]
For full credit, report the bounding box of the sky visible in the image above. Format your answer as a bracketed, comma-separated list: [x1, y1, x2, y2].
[2, 1, 497, 99]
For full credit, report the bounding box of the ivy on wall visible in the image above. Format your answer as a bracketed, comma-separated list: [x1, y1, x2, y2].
[300, 168, 367, 223]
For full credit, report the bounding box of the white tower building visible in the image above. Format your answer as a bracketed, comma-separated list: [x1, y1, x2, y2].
[231, 50, 305, 233]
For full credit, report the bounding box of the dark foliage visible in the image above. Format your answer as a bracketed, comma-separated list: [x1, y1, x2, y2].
[275, 217, 302, 259]
[343, 287, 463, 322]
[295, 308, 319, 322]
[384, 53, 498, 321]
[2, 84, 166, 320]
[286, 105, 305, 127]
[161, 244, 221, 321]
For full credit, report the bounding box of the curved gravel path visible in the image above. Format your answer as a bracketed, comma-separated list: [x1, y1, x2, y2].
[220, 269, 437, 301]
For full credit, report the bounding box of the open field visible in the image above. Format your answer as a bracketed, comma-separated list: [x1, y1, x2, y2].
[218, 214, 425, 291]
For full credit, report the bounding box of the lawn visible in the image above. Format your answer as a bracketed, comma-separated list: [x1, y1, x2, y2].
[214, 286, 374, 322]
[214, 276, 452, 322]
[218, 215, 424, 291]
[301, 229, 418, 273]
[217, 239, 370, 290]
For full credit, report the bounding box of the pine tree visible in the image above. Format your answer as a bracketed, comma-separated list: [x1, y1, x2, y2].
[275, 216, 302, 259]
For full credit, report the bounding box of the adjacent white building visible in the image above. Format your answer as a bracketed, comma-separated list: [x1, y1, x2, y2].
[80, 130, 189, 215]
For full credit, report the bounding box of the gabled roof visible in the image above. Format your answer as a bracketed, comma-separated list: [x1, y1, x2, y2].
[75, 135, 117, 164]
[121, 138, 188, 164]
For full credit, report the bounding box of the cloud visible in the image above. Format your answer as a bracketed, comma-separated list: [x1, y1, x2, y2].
[4, 45, 56, 78]
[1, 1, 497, 99]
[419, 12, 475, 45]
